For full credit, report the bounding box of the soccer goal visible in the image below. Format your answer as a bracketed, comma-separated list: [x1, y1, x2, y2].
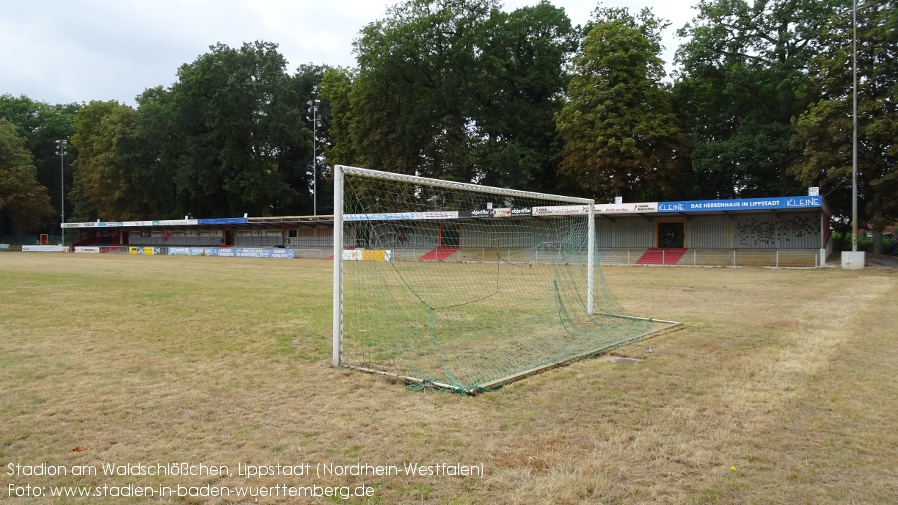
[333, 165, 677, 393]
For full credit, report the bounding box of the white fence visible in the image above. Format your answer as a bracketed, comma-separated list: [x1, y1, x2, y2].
[595, 249, 823, 268]
[431, 247, 824, 268]
[54, 244, 828, 267]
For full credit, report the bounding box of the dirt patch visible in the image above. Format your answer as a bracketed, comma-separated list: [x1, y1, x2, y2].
[598, 356, 643, 365]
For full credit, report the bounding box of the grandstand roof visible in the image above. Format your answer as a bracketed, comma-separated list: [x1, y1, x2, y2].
[62, 195, 828, 229]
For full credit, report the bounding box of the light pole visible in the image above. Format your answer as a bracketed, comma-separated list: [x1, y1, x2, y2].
[851, 0, 858, 252]
[842, 0, 865, 269]
[55, 139, 67, 248]
[307, 98, 321, 215]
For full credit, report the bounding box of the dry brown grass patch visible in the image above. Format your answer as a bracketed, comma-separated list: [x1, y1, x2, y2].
[1, 254, 896, 504]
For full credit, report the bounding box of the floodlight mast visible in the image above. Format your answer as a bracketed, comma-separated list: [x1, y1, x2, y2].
[851, 0, 858, 252]
[307, 98, 321, 216]
[55, 140, 67, 248]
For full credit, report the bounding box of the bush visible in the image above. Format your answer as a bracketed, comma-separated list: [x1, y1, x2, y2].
[832, 231, 896, 254]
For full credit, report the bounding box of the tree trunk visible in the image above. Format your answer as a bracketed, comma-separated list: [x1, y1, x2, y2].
[871, 192, 885, 255]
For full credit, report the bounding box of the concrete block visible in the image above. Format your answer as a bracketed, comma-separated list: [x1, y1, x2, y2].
[841, 251, 866, 269]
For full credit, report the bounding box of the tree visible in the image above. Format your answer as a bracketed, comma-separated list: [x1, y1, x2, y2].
[162, 41, 304, 217]
[472, 1, 577, 192]
[331, 0, 577, 194]
[70, 101, 153, 221]
[319, 67, 357, 170]
[0, 94, 79, 230]
[674, 0, 839, 198]
[349, 0, 500, 182]
[790, 0, 898, 253]
[127, 86, 181, 219]
[556, 7, 688, 201]
[0, 119, 55, 234]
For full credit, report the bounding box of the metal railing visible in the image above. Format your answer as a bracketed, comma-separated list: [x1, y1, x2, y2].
[595, 249, 823, 268]
[63, 245, 826, 268]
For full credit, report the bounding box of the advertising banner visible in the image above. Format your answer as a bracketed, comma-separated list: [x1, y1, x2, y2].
[198, 218, 248, 225]
[128, 247, 160, 255]
[342, 249, 392, 261]
[344, 212, 458, 221]
[217, 248, 295, 259]
[462, 207, 533, 218]
[532, 205, 591, 217]
[420, 211, 459, 220]
[461, 209, 493, 218]
[168, 247, 216, 256]
[22, 245, 67, 252]
[658, 196, 823, 213]
[64, 217, 247, 228]
[168, 247, 294, 258]
[595, 202, 658, 214]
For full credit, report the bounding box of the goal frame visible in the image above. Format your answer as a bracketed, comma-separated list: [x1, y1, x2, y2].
[332, 165, 596, 369]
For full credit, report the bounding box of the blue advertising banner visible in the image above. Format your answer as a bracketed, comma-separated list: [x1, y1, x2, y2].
[217, 248, 295, 258]
[198, 218, 249, 225]
[657, 196, 823, 213]
[65, 217, 248, 228]
[345, 212, 417, 221]
[168, 247, 294, 258]
[168, 247, 217, 256]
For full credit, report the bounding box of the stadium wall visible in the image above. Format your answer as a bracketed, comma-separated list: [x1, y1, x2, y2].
[61, 196, 832, 264]
[590, 211, 822, 250]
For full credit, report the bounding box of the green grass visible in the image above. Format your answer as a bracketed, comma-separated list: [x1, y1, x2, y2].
[1, 253, 897, 504]
[342, 260, 654, 390]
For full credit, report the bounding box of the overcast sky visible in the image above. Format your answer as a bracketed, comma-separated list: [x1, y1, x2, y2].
[1, 0, 697, 107]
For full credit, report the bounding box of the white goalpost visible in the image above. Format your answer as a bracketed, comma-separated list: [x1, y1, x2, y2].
[332, 164, 667, 393]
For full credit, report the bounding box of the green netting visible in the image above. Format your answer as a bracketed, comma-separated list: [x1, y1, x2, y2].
[338, 169, 656, 393]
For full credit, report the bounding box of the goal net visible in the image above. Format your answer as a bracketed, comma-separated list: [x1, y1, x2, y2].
[333, 165, 661, 393]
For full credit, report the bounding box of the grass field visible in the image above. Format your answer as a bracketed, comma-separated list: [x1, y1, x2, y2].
[341, 260, 658, 391]
[1, 253, 896, 504]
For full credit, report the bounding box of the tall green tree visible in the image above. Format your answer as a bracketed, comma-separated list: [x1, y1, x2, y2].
[350, 0, 500, 182]
[161, 41, 304, 217]
[674, 0, 838, 198]
[70, 101, 154, 221]
[791, 0, 898, 253]
[0, 119, 55, 234]
[334, 0, 576, 193]
[127, 86, 180, 219]
[556, 7, 688, 201]
[472, 1, 577, 191]
[319, 67, 357, 171]
[0, 94, 79, 230]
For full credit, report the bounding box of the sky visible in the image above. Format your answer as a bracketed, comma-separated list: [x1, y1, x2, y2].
[0, 0, 698, 107]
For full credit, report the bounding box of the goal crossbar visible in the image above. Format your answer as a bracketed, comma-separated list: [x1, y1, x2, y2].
[332, 165, 656, 392]
[337, 165, 594, 205]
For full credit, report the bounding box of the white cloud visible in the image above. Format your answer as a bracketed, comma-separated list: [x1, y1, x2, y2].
[0, 0, 696, 106]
